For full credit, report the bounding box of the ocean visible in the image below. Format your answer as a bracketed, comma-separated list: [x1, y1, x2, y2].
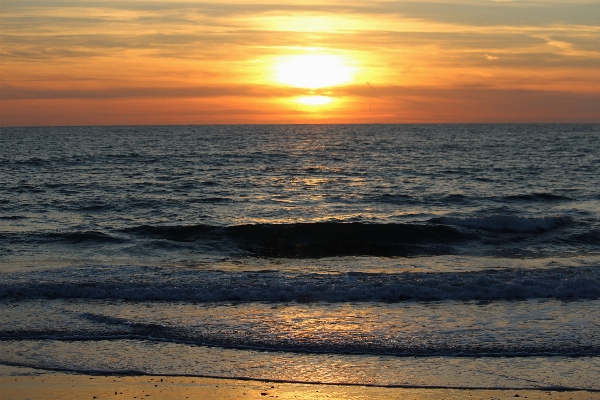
[1, 124, 599, 390]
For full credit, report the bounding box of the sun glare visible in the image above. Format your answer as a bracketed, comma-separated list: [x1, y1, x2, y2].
[275, 54, 355, 89]
[296, 96, 333, 106]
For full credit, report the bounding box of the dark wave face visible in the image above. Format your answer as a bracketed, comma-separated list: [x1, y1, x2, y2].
[0, 216, 594, 260]
[122, 222, 468, 257]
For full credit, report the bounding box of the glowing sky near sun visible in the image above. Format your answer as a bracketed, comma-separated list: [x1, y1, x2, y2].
[1, 0, 599, 125]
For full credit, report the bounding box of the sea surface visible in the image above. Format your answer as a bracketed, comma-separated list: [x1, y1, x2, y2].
[1, 124, 599, 390]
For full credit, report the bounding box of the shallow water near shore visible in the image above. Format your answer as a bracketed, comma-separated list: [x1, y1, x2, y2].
[1, 124, 599, 389]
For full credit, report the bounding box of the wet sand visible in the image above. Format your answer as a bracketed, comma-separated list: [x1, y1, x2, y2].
[1, 365, 599, 400]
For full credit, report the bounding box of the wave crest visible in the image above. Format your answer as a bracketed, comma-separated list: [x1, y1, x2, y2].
[431, 215, 572, 233]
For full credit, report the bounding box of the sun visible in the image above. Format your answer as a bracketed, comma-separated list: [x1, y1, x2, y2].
[274, 54, 355, 89]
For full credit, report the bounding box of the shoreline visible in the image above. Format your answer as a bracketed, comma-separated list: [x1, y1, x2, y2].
[2, 365, 599, 400]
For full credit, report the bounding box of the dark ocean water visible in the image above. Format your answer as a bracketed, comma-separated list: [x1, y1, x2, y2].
[1, 124, 599, 389]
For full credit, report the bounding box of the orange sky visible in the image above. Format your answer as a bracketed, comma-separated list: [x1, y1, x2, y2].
[1, 0, 600, 125]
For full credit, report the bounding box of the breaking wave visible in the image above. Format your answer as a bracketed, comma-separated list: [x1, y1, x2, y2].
[1, 266, 598, 302]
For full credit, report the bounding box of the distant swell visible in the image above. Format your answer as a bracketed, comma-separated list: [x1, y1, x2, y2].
[1, 266, 598, 302]
[504, 192, 572, 202]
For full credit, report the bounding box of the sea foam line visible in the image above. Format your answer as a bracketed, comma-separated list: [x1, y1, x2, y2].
[0, 361, 596, 392]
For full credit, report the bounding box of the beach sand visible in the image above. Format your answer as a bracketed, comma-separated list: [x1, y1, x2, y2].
[1, 365, 598, 400]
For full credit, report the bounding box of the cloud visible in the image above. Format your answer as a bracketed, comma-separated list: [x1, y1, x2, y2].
[0, 84, 314, 100]
[2, 0, 599, 124]
[3, 85, 599, 126]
